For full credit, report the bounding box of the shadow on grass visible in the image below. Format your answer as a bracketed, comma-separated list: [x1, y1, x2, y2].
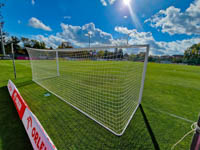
[0, 86, 32, 150]
[16, 80, 34, 88]
[139, 104, 160, 150]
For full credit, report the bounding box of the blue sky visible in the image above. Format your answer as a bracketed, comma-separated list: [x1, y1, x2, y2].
[3, 0, 200, 55]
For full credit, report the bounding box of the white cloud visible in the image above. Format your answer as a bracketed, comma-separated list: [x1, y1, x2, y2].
[34, 22, 113, 48]
[57, 22, 113, 44]
[115, 26, 200, 55]
[29, 17, 52, 31]
[156, 38, 200, 55]
[31, 0, 35, 5]
[124, 16, 128, 19]
[33, 23, 200, 55]
[100, 0, 116, 6]
[108, 0, 116, 5]
[145, 0, 200, 35]
[18, 20, 21, 24]
[115, 26, 153, 41]
[100, 0, 107, 6]
[35, 35, 65, 48]
[64, 16, 71, 19]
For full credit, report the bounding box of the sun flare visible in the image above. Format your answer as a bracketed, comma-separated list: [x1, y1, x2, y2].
[123, 0, 131, 6]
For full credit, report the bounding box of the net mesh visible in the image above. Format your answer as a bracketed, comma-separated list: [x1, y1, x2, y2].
[27, 45, 149, 135]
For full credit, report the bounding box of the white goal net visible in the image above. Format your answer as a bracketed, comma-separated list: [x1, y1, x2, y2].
[26, 45, 149, 136]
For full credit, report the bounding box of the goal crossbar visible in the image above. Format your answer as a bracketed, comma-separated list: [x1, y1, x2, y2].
[26, 44, 149, 52]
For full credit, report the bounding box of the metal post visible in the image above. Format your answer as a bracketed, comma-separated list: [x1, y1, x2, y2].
[11, 43, 16, 79]
[89, 34, 91, 48]
[88, 32, 92, 48]
[127, 34, 129, 45]
[138, 45, 149, 104]
[85, 32, 92, 48]
[0, 26, 5, 56]
[56, 50, 60, 76]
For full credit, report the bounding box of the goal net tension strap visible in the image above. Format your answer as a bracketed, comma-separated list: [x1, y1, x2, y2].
[190, 115, 200, 150]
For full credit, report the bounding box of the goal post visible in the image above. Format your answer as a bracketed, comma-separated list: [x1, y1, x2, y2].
[26, 45, 150, 136]
[56, 51, 60, 77]
[139, 45, 149, 104]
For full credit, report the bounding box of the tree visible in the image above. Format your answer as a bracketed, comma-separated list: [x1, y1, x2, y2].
[104, 50, 108, 58]
[31, 40, 46, 49]
[124, 53, 129, 59]
[97, 50, 104, 58]
[21, 37, 31, 48]
[114, 48, 118, 58]
[11, 36, 21, 49]
[21, 37, 46, 49]
[128, 54, 136, 61]
[5, 36, 21, 54]
[118, 49, 123, 59]
[184, 43, 200, 65]
[58, 42, 73, 49]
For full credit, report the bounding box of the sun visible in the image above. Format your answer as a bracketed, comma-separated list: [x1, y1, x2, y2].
[123, 0, 131, 6]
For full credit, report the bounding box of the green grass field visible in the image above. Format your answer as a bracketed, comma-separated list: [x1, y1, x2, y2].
[31, 60, 144, 135]
[0, 60, 200, 150]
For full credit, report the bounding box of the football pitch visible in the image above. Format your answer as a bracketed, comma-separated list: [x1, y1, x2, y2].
[0, 60, 200, 150]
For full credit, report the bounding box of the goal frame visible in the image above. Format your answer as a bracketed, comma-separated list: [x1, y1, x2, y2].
[26, 44, 150, 136]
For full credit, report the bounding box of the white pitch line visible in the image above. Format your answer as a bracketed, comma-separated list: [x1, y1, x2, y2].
[145, 106, 194, 123]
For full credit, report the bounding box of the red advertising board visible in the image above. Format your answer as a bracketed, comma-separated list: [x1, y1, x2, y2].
[22, 108, 56, 150]
[11, 89, 27, 119]
[7, 80, 57, 150]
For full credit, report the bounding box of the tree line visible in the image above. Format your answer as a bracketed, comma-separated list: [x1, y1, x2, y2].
[184, 43, 200, 65]
[1, 35, 200, 65]
[148, 42, 200, 65]
[1, 36, 46, 56]
[1, 36, 72, 56]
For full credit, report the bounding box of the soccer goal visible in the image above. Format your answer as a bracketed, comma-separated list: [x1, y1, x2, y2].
[26, 45, 149, 136]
